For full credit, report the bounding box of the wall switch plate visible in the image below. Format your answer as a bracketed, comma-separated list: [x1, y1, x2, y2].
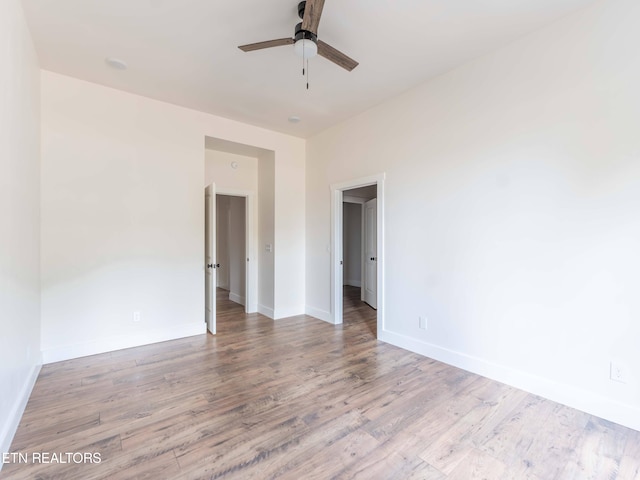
[610, 361, 627, 383]
[419, 316, 428, 330]
[133, 311, 141, 322]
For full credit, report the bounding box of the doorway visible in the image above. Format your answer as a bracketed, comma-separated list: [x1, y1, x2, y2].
[216, 194, 247, 313]
[204, 183, 257, 335]
[331, 174, 385, 336]
[342, 185, 378, 335]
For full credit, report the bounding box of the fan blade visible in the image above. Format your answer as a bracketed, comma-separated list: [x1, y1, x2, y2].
[238, 38, 294, 52]
[302, 0, 325, 35]
[317, 40, 359, 71]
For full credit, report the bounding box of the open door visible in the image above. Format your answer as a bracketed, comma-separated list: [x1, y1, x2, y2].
[363, 198, 377, 309]
[205, 183, 216, 334]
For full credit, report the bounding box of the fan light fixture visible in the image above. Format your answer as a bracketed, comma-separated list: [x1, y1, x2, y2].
[294, 38, 317, 58]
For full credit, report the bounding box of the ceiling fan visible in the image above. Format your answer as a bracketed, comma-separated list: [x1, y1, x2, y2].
[238, 0, 359, 72]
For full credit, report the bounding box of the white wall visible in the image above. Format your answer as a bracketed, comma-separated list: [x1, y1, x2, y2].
[40, 72, 206, 361]
[306, 0, 640, 431]
[274, 150, 306, 319]
[0, 0, 42, 456]
[258, 152, 275, 317]
[205, 150, 258, 192]
[40, 71, 305, 362]
[343, 203, 362, 287]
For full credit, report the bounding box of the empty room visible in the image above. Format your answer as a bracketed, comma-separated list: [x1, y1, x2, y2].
[1, 0, 639, 478]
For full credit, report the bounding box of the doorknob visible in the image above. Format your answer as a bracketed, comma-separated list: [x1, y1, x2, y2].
[216, 264, 220, 268]
[207, 264, 213, 269]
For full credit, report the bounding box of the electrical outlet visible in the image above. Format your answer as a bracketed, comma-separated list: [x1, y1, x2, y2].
[610, 361, 627, 383]
[419, 316, 428, 330]
[133, 311, 141, 322]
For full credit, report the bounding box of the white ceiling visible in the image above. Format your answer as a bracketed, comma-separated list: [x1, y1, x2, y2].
[22, 0, 597, 138]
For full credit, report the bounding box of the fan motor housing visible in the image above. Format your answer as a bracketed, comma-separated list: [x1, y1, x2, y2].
[294, 22, 317, 44]
[297, 1, 306, 20]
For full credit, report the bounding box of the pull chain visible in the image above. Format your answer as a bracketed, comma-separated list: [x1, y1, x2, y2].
[300, 40, 310, 90]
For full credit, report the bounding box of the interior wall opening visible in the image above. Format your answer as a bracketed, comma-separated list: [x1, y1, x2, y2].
[204, 136, 274, 334]
[216, 194, 247, 314]
[342, 185, 377, 336]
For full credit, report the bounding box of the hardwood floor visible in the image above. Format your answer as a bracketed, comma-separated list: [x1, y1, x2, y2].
[3, 286, 640, 479]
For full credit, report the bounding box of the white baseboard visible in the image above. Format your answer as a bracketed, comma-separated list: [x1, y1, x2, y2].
[0, 362, 42, 463]
[344, 279, 362, 288]
[258, 304, 275, 319]
[380, 329, 640, 432]
[257, 305, 306, 320]
[305, 305, 333, 324]
[228, 292, 245, 306]
[41, 321, 206, 364]
[274, 306, 305, 320]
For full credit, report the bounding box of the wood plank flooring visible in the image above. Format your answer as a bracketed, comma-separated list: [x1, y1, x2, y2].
[3, 287, 640, 479]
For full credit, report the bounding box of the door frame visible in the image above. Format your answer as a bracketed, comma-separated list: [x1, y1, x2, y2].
[330, 173, 385, 336]
[216, 187, 258, 314]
